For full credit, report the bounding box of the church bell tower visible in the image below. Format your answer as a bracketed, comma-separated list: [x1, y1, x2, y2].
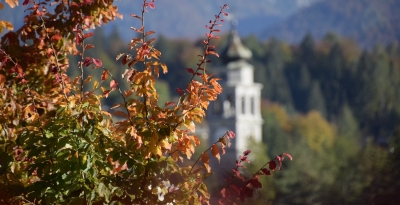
[207, 26, 263, 166]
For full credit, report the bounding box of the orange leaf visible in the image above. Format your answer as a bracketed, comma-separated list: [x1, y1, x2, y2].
[154, 66, 159, 77]
[211, 144, 220, 163]
[51, 33, 62, 41]
[0, 74, 5, 88]
[116, 52, 126, 61]
[201, 153, 211, 173]
[124, 90, 133, 97]
[113, 110, 129, 118]
[101, 70, 109, 81]
[145, 30, 155, 36]
[84, 44, 95, 50]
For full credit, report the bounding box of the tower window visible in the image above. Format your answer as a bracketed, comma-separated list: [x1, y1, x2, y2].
[250, 97, 255, 114]
[241, 96, 245, 114]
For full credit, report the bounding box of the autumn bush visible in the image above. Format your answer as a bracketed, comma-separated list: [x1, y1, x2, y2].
[0, 0, 291, 204]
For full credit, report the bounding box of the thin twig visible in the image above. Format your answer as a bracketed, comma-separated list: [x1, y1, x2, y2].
[188, 131, 227, 174]
[102, 67, 135, 127]
[39, 16, 70, 104]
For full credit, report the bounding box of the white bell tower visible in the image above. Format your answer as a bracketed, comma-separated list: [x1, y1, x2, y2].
[207, 26, 263, 167]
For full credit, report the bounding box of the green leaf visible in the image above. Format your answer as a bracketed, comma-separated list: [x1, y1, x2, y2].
[98, 182, 111, 202]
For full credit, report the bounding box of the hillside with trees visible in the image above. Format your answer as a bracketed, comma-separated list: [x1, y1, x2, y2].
[65, 26, 400, 204]
[260, 0, 400, 48]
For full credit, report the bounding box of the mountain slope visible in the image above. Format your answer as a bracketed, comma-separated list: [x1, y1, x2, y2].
[1, 0, 319, 39]
[260, 0, 400, 48]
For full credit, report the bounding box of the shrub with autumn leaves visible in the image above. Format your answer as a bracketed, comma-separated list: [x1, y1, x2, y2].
[0, 0, 291, 204]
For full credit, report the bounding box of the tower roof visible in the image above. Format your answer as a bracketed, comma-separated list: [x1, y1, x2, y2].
[220, 26, 252, 64]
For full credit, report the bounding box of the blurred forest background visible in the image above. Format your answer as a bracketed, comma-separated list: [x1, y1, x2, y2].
[66, 27, 400, 205]
[2, 0, 400, 204]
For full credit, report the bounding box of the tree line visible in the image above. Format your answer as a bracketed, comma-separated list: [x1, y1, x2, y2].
[76, 27, 400, 204]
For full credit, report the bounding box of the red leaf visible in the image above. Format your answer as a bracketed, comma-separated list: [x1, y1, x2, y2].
[269, 160, 276, 171]
[83, 57, 92, 67]
[93, 58, 102, 68]
[186, 68, 195, 74]
[206, 33, 213, 39]
[242, 186, 253, 198]
[110, 80, 118, 89]
[164, 101, 175, 107]
[122, 55, 129, 65]
[227, 130, 235, 138]
[243, 150, 251, 156]
[230, 184, 241, 195]
[103, 90, 112, 98]
[221, 188, 227, 198]
[261, 168, 271, 175]
[146, 2, 155, 9]
[76, 33, 83, 45]
[236, 160, 243, 168]
[232, 169, 244, 181]
[249, 176, 262, 189]
[83, 32, 94, 39]
[81, 0, 92, 5]
[23, 0, 30, 6]
[276, 155, 283, 170]
[282, 152, 293, 161]
[176, 88, 183, 95]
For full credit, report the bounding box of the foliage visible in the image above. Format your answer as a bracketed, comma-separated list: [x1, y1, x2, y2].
[261, 102, 393, 204]
[0, 1, 292, 204]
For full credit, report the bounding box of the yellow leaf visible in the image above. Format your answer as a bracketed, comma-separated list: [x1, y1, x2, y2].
[0, 20, 14, 33]
[93, 80, 99, 89]
[5, 0, 18, 8]
[83, 75, 92, 85]
[161, 63, 168, 74]
[151, 146, 162, 157]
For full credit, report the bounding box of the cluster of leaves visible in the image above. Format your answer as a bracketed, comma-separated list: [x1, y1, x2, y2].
[0, 0, 291, 204]
[218, 150, 292, 204]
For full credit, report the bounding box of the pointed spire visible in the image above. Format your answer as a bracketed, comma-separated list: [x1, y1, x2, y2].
[220, 20, 252, 64]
